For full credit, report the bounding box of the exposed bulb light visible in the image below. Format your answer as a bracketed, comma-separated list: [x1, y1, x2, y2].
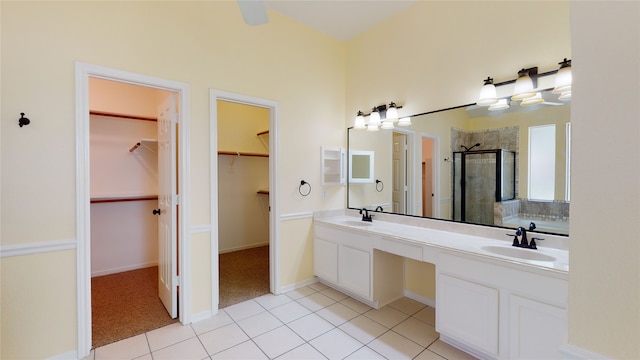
[520, 92, 544, 106]
[488, 98, 509, 111]
[386, 102, 399, 121]
[511, 68, 536, 101]
[398, 117, 412, 126]
[477, 77, 498, 106]
[354, 111, 366, 129]
[369, 108, 381, 126]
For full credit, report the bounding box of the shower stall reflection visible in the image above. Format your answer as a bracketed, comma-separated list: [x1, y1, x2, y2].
[453, 149, 516, 225]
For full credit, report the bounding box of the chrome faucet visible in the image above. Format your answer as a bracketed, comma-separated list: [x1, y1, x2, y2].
[359, 208, 373, 222]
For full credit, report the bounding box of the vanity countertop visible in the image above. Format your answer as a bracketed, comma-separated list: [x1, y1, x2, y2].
[314, 215, 569, 275]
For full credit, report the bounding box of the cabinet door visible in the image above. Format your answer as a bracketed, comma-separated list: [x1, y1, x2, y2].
[437, 274, 499, 356]
[314, 238, 338, 284]
[508, 294, 567, 359]
[339, 245, 371, 299]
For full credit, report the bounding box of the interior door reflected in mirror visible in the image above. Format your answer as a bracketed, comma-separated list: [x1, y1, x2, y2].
[347, 88, 570, 236]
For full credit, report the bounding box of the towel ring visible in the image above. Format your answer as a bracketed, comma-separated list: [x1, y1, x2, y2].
[375, 179, 384, 192]
[299, 180, 311, 196]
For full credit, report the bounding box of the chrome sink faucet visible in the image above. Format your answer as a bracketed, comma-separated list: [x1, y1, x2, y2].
[359, 208, 373, 222]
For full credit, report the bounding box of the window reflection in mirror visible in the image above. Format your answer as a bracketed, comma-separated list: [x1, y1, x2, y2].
[347, 89, 570, 236]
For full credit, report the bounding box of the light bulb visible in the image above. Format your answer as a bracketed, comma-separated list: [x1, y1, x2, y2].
[381, 120, 394, 130]
[354, 111, 366, 129]
[511, 69, 536, 101]
[553, 58, 572, 94]
[398, 117, 412, 126]
[369, 109, 381, 126]
[386, 103, 399, 121]
[488, 99, 509, 111]
[477, 77, 498, 106]
[520, 92, 544, 106]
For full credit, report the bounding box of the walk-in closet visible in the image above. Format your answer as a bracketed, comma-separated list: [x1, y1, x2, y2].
[217, 100, 271, 308]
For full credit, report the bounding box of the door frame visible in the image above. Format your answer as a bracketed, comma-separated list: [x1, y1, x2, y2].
[391, 128, 415, 215]
[209, 89, 280, 311]
[75, 62, 191, 357]
[421, 134, 440, 218]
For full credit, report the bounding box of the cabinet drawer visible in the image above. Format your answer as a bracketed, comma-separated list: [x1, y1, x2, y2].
[376, 236, 422, 261]
[314, 224, 373, 251]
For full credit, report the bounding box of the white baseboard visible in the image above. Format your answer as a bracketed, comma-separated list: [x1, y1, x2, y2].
[404, 290, 436, 308]
[91, 261, 158, 277]
[46, 350, 78, 360]
[218, 242, 269, 254]
[190, 310, 215, 324]
[277, 276, 318, 294]
[559, 344, 612, 360]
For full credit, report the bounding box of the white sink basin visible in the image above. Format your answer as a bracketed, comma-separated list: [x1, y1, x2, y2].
[481, 245, 556, 262]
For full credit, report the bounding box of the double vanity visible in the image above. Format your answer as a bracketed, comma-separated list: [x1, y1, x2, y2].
[313, 210, 569, 360]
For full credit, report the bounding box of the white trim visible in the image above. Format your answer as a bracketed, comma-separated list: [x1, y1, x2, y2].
[91, 262, 158, 277]
[219, 242, 269, 254]
[75, 62, 191, 358]
[392, 127, 416, 216]
[190, 225, 212, 234]
[403, 289, 436, 308]
[0, 239, 76, 258]
[421, 133, 440, 218]
[559, 344, 612, 360]
[190, 310, 215, 324]
[278, 276, 319, 294]
[46, 350, 78, 360]
[210, 89, 281, 306]
[280, 212, 314, 221]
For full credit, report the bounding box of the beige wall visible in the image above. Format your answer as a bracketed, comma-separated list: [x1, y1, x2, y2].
[0, 1, 345, 358]
[569, 2, 639, 358]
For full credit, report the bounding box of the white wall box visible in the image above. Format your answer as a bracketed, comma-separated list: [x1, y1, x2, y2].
[321, 146, 345, 185]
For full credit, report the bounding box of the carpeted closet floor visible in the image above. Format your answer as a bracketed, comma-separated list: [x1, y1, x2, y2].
[91, 245, 269, 348]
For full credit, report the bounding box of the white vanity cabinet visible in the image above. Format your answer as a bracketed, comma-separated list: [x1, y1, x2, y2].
[437, 251, 568, 360]
[313, 223, 373, 300]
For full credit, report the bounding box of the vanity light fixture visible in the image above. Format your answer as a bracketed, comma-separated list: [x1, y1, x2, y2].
[477, 77, 498, 106]
[354, 102, 405, 130]
[511, 67, 537, 101]
[552, 58, 572, 100]
[476, 58, 572, 109]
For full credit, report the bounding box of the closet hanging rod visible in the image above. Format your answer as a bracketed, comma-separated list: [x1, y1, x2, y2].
[90, 110, 157, 122]
[218, 151, 269, 158]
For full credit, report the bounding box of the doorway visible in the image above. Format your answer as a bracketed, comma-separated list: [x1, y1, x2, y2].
[88, 79, 177, 347]
[76, 63, 191, 357]
[210, 89, 280, 312]
[421, 135, 439, 218]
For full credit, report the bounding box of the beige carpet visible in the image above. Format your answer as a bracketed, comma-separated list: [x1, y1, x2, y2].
[219, 245, 270, 308]
[91, 266, 177, 348]
[91, 246, 269, 347]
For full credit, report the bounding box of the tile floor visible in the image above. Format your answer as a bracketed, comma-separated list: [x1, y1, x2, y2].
[87, 283, 477, 360]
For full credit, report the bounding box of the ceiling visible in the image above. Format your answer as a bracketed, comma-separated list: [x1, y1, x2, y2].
[263, 0, 417, 41]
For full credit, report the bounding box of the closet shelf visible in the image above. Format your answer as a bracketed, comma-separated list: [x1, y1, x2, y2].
[129, 139, 158, 153]
[218, 151, 269, 158]
[91, 195, 159, 203]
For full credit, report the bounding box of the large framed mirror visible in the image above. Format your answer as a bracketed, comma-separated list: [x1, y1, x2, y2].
[347, 88, 570, 236]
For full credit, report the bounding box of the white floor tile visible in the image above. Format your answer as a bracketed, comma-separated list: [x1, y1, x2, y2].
[308, 282, 329, 292]
[133, 354, 152, 360]
[254, 293, 293, 310]
[285, 286, 316, 300]
[191, 309, 234, 335]
[224, 299, 266, 322]
[269, 300, 312, 323]
[287, 313, 335, 341]
[253, 326, 305, 358]
[340, 297, 373, 314]
[393, 317, 439, 347]
[199, 323, 250, 355]
[414, 306, 436, 326]
[389, 297, 427, 315]
[414, 349, 447, 360]
[297, 292, 336, 312]
[316, 302, 359, 326]
[364, 306, 410, 328]
[344, 346, 387, 359]
[428, 339, 478, 360]
[213, 340, 268, 359]
[338, 315, 388, 344]
[309, 328, 363, 360]
[236, 311, 284, 338]
[151, 337, 208, 360]
[276, 343, 327, 360]
[368, 330, 425, 360]
[145, 322, 196, 352]
[321, 287, 350, 301]
[95, 334, 149, 360]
